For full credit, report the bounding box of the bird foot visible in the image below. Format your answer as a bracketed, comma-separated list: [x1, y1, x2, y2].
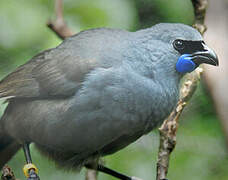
[23, 163, 40, 180]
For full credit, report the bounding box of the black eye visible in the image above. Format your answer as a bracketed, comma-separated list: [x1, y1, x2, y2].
[173, 39, 185, 50]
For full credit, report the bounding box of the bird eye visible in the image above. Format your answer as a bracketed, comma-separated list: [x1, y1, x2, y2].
[173, 39, 185, 50]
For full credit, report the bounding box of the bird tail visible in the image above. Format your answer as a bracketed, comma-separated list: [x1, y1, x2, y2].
[0, 126, 21, 169]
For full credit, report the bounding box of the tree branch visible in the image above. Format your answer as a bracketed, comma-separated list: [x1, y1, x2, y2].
[156, 0, 208, 180]
[47, 0, 73, 40]
[192, 0, 208, 34]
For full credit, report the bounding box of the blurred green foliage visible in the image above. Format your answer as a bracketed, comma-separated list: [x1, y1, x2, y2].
[133, 0, 194, 28]
[0, 0, 227, 180]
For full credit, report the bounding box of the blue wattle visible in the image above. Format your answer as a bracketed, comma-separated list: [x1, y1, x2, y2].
[176, 54, 196, 73]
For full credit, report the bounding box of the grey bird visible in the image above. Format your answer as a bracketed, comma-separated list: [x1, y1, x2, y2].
[0, 23, 218, 179]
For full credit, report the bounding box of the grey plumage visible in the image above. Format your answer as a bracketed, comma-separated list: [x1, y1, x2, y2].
[0, 23, 217, 169]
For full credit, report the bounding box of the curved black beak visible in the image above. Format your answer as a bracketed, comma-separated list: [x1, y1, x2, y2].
[191, 44, 219, 67]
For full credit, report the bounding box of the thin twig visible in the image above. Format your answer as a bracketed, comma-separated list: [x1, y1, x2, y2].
[47, 0, 74, 40]
[156, 0, 208, 180]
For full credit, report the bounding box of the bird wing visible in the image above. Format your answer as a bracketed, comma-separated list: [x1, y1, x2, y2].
[0, 28, 127, 100]
[0, 48, 99, 99]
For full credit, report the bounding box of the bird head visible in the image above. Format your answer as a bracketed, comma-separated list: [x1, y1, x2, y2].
[133, 23, 218, 77]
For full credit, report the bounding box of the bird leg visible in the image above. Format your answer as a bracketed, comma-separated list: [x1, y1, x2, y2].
[85, 164, 142, 180]
[22, 143, 40, 180]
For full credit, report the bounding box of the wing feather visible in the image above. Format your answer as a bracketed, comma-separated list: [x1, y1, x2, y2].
[0, 28, 124, 99]
[0, 48, 97, 99]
